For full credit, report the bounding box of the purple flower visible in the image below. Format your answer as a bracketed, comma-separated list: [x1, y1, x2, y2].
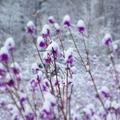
[46, 41, 60, 59]
[102, 33, 112, 46]
[48, 16, 55, 24]
[30, 79, 38, 90]
[63, 15, 71, 27]
[99, 86, 110, 98]
[43, 52, 51, 65]
[26, 21, 36, 34]
[77, 20, 85, 33]
[37, 36, 46, 49]
[0, 47, 10, 63]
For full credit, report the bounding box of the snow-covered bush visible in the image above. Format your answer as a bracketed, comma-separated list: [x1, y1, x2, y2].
[0, 15, 120, 120]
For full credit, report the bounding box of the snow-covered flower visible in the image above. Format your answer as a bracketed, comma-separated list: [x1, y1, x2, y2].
[65, 48, 74, 65]
[26, 21, 36, 34]
[63, 14, 71, 27]
[30, 78, 38, 90]
[19, 91, 27, 105]
[4, 37, 15, 51]
[102, 33, 112, 46]
[10, 62, 21, 75]
[77, 20, 85, 33]
[0, 47, 10, 63]
[42, 79, 50, 91]
[0, 63, 6, 77]
[110, 101, 120, 114]
[47, 41, 60, 59]
[43, 51, 51, 65]
[82, 104, 95, 120]
[99, 86, 110, 98]
[37, 36, 46, 49]
[54, 23, 61, 34]
[48, 16, 55, 24]
[41, 24, 50, 38]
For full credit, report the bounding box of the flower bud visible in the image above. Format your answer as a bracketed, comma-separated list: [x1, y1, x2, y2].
[48, 16, 55, 24]
[65, 48, 74, 65]
[47, 41, 60, 59]
[63, 15, 71, 27]
[43, 51, 51, 65]
[102, 33, 112, 46]
[41, 24, 50, 38]
[26, 21, 36, 34]
[77, 20, 85, 33]
[37, 36, 46, 49]
[4, 37, 15, 51]
[0, 47, 10, 63]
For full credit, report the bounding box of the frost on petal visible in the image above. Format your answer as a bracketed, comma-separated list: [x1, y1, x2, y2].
[0, 47, 10, 63]
[77, 20, 85, 33]
[102, 33, 112, 46]
[63, 14, 71, 27]
[4, 37, 15, 51]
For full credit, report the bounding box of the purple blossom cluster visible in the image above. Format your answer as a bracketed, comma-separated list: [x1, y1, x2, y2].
[0, 14, 120, 120]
